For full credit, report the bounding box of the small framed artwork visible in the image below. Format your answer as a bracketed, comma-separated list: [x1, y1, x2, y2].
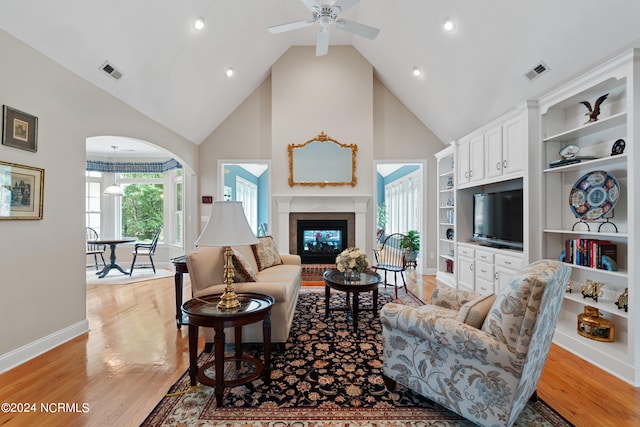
[2, 105, 38, 152]
[0, 160, 44, 220]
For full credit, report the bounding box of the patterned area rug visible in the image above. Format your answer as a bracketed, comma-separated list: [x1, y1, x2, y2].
[142, 288, 571, 426]
[85, 267, 173, 285]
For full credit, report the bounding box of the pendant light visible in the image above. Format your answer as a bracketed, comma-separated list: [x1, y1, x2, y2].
[103, 145, 124, 196]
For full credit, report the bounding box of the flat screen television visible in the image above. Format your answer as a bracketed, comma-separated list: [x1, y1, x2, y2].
[473, 189, 523, 250]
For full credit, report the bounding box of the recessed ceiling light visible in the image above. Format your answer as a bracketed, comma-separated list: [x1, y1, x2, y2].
[225, 68, 234, 78]
[443, 18, 455, 32]
[412, 67, 422, 77]
[194, 18, 205, 31]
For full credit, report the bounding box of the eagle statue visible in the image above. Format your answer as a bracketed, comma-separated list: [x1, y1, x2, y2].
[580, 93, 608, 123]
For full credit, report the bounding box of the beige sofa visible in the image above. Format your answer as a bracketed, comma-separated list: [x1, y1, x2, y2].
[186, 240, 302, 346]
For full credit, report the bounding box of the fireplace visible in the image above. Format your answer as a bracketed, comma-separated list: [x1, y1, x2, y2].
[289, 212, 356, 264]
[297, 220, 347, 264]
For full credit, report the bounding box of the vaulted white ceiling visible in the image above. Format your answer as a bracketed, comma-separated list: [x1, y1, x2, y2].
[2, 0, 640, 149]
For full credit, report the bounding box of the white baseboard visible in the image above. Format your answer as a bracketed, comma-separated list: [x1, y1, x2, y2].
[0, 319, 89, 374]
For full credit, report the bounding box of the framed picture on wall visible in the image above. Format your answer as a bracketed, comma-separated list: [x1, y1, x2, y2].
[0, 160, 44, 220]
[2, 105, 38, 153]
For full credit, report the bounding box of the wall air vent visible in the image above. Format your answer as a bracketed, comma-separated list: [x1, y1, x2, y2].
[100, 61, 123, 80]
[524, 61, 549, 82]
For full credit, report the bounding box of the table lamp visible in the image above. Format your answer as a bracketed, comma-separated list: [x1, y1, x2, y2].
[195, 201, 259, 310]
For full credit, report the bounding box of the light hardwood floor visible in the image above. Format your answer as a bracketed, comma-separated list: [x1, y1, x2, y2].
[0, 271, 638, 426]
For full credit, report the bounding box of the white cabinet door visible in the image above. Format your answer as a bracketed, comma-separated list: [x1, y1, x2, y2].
[469, 134, 485, 183]
[494, 254, 523, 293]
[458, 256, 474, 292]
[502, 115, 524, 175]
[457, 139, 470, 185]
[495, 265, 518, 293]
[485, 125, 503, 179]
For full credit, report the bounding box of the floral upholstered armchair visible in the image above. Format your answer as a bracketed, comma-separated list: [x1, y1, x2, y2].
[380, 260, 570, 427]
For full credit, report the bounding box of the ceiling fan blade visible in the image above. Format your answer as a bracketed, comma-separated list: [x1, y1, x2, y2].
[301, 0, 321, 12]
[333, 0, 359, 13]
[316, 28, 330, 56]
[335, 19, 380, 40]
[268, 19, 315, 34]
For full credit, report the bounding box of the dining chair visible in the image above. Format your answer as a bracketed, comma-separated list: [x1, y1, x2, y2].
[86, 227, 106, 270]
[129, 226, 162, 275]
[372, 232, 411, 299]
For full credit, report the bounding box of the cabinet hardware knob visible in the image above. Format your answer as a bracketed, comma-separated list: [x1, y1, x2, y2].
[465, 171, 469, 178]
[497, 162, 501, 170]
[495, 272, 499, 280]
[503, 160, 508, 168]
[504, 261, 511, 265]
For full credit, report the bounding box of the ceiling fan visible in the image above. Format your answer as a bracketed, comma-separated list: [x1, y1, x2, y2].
[268, 0, 380, 56]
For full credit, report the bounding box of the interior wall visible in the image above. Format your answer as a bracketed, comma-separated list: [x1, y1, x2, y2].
[197, 77, 272, 229]
[373, 77, 445, 270]
[198, 45, 445, 268]
[271, 45, 375, 197]
[0, 29, 198, 371]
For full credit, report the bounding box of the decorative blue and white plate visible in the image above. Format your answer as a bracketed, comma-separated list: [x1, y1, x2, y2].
[559, 144, 579, 159]
[569, 170, 620, 220]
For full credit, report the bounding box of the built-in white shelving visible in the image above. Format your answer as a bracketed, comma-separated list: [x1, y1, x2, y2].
[538, 48, 638, 385]
[435, 145, 456, 287]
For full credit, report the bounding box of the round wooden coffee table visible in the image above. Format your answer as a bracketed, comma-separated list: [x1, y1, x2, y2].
[182, 292, 274, 407]
[323, 268, 382, 332]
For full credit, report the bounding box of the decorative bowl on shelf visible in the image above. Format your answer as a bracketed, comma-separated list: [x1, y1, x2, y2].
[569, 170, 620, 220]
[446, 228, 454, 240]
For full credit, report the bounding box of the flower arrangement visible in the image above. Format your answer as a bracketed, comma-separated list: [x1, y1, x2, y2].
[335, 247, 370, 274]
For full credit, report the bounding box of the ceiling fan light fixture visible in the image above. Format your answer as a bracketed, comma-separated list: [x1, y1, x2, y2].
[412, 66, 423, 77]
[193, 17, 205, 31]
[268, 0, 379, 56]
[225, 68, 234, 78]
[443, 17, 456, 32]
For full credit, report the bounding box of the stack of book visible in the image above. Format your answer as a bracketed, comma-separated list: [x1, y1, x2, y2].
[564, 239, 617, 269]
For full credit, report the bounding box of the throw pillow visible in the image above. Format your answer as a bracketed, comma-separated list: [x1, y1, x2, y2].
[456, 293, 496, 329]
[252, 236, 283, 271]
[231, 248, 257, 282]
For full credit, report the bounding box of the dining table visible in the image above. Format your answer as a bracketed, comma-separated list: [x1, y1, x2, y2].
[88, 238, 136, 278]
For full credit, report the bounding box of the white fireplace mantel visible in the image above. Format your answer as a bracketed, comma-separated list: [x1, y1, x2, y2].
[273, 194, 372, 253]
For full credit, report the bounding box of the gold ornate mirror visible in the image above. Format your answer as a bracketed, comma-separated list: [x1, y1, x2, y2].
[288, 132, 357, 187]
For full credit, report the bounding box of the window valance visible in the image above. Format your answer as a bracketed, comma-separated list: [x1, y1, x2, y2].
[86, 159, 182, 173]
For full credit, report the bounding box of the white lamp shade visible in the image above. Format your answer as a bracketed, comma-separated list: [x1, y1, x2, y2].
[195, 201, 258, 247]
[103, 184, 124, 196]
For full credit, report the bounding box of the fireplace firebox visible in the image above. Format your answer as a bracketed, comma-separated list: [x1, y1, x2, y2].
[296, 220, 348, 264]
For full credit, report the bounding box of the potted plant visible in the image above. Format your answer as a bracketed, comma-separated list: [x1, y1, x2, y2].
[401, 230, 420, 263]
[376, 203, 387, 233]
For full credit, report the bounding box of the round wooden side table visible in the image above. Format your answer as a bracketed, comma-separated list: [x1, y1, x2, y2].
[182, 292, 274, 407]
[323, 268, 381, 332]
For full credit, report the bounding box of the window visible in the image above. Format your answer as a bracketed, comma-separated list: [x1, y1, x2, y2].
[174, 169, 183, 245]
[235, 175, 258, 233]
[88, 169, 183, 246]
[384, 171, 421, 235]
[85, 171, 102, 234]
[121, 179, 164, 242]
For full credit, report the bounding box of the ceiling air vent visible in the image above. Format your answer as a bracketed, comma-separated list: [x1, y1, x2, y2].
[524, 61, 549, 82]
[100, 61, 123, 80]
